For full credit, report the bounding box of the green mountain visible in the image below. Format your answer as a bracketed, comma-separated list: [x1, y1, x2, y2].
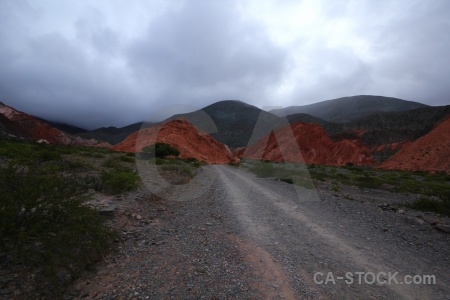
[270, 95, 428, 123]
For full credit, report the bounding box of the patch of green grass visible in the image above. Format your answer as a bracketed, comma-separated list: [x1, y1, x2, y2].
[332, 184, 340, 192]
[245, 160, 315, 189]
[120, 155, 135, 163]
[228, 161, 240, 167]
[0, 162, 117, 290]
[101, 168, 140, 194]
[405, 195, 450, 217]
[102, 156, 123, 169]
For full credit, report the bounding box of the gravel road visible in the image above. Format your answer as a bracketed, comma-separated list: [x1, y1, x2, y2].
[62, 164, 449, 300]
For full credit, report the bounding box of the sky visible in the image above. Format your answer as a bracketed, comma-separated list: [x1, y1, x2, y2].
[1, 0, 449, 129]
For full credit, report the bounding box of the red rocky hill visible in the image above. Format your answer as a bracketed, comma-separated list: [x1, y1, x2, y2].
[240, 122, 374, 165]
[376, 115, 450, 173]
[112, 119, 236, 164]
[0, 102, 110, 147]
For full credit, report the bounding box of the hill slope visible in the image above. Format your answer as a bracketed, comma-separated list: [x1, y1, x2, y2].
[376, 115, 450, 173]
[112, 119, 235, 164]
[270, 95, 427, 123]
[241, 122, 374, 165]
[0, 102, 110, 147]
[169, 100, 280, 148]
[78, 122, 145, 145]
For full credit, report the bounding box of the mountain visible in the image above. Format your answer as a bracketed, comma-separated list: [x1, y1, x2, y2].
[285, 113, 345, 137]
[168, 100, 280, 148]
[241, 121, 374, 166]
[78, 122, 146, 145]
[270, 95, 428, 123]
[112, 119, 236, 163]
[376, 115, 450, 173]
[338, 105, 450, 162]
[0, 102, 110, 147]
[47, 121, 87, 134]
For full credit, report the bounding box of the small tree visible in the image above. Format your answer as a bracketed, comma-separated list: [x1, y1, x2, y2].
[142, 142, 180, 158]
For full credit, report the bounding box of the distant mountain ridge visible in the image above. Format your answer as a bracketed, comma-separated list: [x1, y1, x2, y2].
[168, 100, 280, 148]
[2, 96, 448, 170]
[77, 122, 146, 145]
[0, 102, 110, 147]
[47, 121, 87, 134]
[270, 95, 428, 123]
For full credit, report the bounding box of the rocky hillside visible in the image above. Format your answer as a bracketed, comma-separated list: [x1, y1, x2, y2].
[112, 119, 236, 164]
[78, 122, 146, 145]
[0, 102, 110, 147]
[376, 115, 450, 173]
[271, 95, 427, 122]
[338, 105, 450, 162]
[169, 100, 280, 148]
[241, 122, 374, 165]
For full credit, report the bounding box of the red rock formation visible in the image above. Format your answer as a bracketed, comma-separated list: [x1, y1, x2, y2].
[0, 102, 110, 147]
[376, 115, 450, 173]
[241, 122, 374, 165]
[112, 119, 236, 164]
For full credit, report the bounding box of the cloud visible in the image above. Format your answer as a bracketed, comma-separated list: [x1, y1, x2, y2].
[0, 0, 449, 129]
[126, 0, 288, 108]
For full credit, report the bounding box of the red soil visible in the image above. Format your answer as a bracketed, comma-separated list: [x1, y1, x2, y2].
[111, 119, 236, 164]
[240, 122, 374, 165]
[376, 115, 450, 173]
[0, 102, 110, 147]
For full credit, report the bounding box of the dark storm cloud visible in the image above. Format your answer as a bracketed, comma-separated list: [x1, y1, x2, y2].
[0, 0, 449, 129]
[126, 0, 288, 110]
[0, 0, 288, 128]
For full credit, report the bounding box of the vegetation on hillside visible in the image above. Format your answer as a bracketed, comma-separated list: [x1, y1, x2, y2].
[142, 142, 180, 158]
[0, 139, 141, 293]
[242, 159, 450, 216]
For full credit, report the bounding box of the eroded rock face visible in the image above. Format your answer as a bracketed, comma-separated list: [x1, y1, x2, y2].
[0, 102, 110, 147]
[111, 119, 236, 164]
[376, 115, 450, 173]
[240, 122, 374, 165]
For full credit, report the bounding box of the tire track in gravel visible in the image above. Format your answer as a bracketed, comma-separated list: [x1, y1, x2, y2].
[213, 164, 449, 300]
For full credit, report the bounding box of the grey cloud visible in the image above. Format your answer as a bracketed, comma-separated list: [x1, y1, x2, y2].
[127, 0, 288, 108]
[0, 0, 449, 130]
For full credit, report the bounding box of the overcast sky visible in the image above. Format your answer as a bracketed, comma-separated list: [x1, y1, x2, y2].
[1, 0, 449, 129]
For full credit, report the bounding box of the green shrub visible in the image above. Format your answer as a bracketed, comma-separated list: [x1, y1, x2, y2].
[280, 178, 294, 184]
[182, 157, 198, 163]
[120, 155, 135, 163]
[0, 163, 117, 288]
[101, 169, 140, 194]
[192, 160, 202, 168]
[102, 156, 123, 169]
[405, 195, 450, 217]
[142, 142, 180, 158]
[227, 161, 240, 167]
[332, 184, 340, 192]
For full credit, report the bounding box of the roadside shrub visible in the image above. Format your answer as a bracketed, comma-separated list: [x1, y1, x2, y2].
[142, 142, 180, 158]
[120, 155, 135, 163]
[182, 157, 198, 163]
[102, 156, 123, 169]
[405, 194, 450, 217]
[228, 161, 240, 167]
[0, 163, 117, 288]
[101, 169, 140, 194]
[192, 160, 202, 168]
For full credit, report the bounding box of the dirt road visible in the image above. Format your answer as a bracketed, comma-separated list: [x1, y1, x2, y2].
[214, 165, 449, 299]
[65, 165, 449, 299]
